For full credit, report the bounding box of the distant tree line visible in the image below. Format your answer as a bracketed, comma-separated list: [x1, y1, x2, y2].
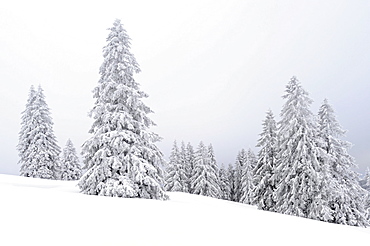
[165, 77, 369, 227]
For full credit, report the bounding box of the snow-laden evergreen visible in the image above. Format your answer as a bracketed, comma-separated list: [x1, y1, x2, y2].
[165, 141, 188, 192]
[317, 99, 368, 226]
[227, 163, 236, 201]
[208, 144, 221, 196]
[233, 149, 247, 202]
[253, 110, 278, 210]
[17, 85, 61, 179]
[185, 142, 195, 193]
[360, 168, 370, 192]
[219, 164, 231, 200]
[240, 149, 256, 205]
[272, 77, 331, 220]
[60, 139, 82, 180]
[191, 142, 220, 198]
[78, 19, 168, 200]
[179, 141, 190, 193]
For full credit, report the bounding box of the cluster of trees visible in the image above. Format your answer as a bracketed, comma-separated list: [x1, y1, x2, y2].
[17, 85, 81, 180]
[17, 19, 168, 200]
[165, 141, 220, 198]
[165, 77, 369, 227]
[165, 141, 258, 203]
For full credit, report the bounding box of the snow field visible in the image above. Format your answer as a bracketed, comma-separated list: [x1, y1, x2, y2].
[1, 174, 369, 246]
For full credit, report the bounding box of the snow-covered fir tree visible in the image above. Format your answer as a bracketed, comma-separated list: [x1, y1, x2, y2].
[272, 77, 332, 221]
[60, 139, 82, 180]
[219, 164, 231, 200]
[179, 141, 190, 193]
[165, 141, 188, 192]
[360, 168, 370, 192]
[227, 163, 236, 201]
[191, 141, 220, 198]
[317, 99, 368, 226]
[208, 144, 221, 196]
[185, 142, 195, 193]
[233, 149, 248, 202]
[253, 110, 278, 210]
[17, 85, 61, 179]
[78, 19, 168, 200]
[240, 149, 256, 205]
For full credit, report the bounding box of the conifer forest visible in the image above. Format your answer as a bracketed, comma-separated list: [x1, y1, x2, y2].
[17, 19, 370, 228]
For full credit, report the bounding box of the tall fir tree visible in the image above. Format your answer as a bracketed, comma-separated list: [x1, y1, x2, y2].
[317, 99, 368, 226]
[78, 19, 168, 200]
[165, 141, 188, 192]
[17, 85, 61, 179]
[60, 139, 82, 180]
[253, 110, 278, 210]
[191, 141, 220, 198]
[272, 77, 331, 220]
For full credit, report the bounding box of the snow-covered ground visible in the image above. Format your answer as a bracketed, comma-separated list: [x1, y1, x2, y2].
[1, 174, 369, 246]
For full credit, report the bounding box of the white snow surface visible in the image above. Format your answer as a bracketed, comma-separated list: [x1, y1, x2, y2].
[1, 174, 369, 246]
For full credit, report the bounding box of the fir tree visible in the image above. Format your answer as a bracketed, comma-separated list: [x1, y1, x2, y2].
[185, 142, 195, 193]
[253, 110, 278, 210]
[179, 141, 190, 193]
[227, 163, 236, 201]
[317, 99, 368, 226]
[219, 164, 231, 200]
[165, 141, 188, 192]
[360, 168, 370, 192]
[17, 85, 61, 179]
[78, 19, 168, 200]
[208, 144, 221, 197]
[233, 149, 248, 202]
[191, 141, 220, 198]
[60, 139, 82, 180]
[240, 149, 256, 205]
[272, 77, 331, 220]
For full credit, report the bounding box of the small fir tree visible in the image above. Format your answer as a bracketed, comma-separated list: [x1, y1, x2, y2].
[78, 19, 167, 200]
[179, 141, 190, 193]
[360, 168, 370, 192]
[233, 149, 248, 202]
[17, 85, 61, 179]
[185, 142, 195, 193]
[253, 110, 278, 210]
[240, 149, 256, 205]
[208, 144, 221, 197]
[219, 164, 231, 200]
[60, 139, 82, 180]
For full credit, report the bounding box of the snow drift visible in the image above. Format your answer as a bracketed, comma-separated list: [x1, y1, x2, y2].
[1, 174, 369, 246]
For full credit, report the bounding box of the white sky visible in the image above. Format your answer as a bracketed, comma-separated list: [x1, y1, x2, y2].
[1, 0, 370, 175]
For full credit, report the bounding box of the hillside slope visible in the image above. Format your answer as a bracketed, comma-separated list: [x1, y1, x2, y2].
[1, 174, 369, 245]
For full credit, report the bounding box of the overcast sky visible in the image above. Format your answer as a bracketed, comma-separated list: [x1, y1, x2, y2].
[1, 0, 369, 175]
